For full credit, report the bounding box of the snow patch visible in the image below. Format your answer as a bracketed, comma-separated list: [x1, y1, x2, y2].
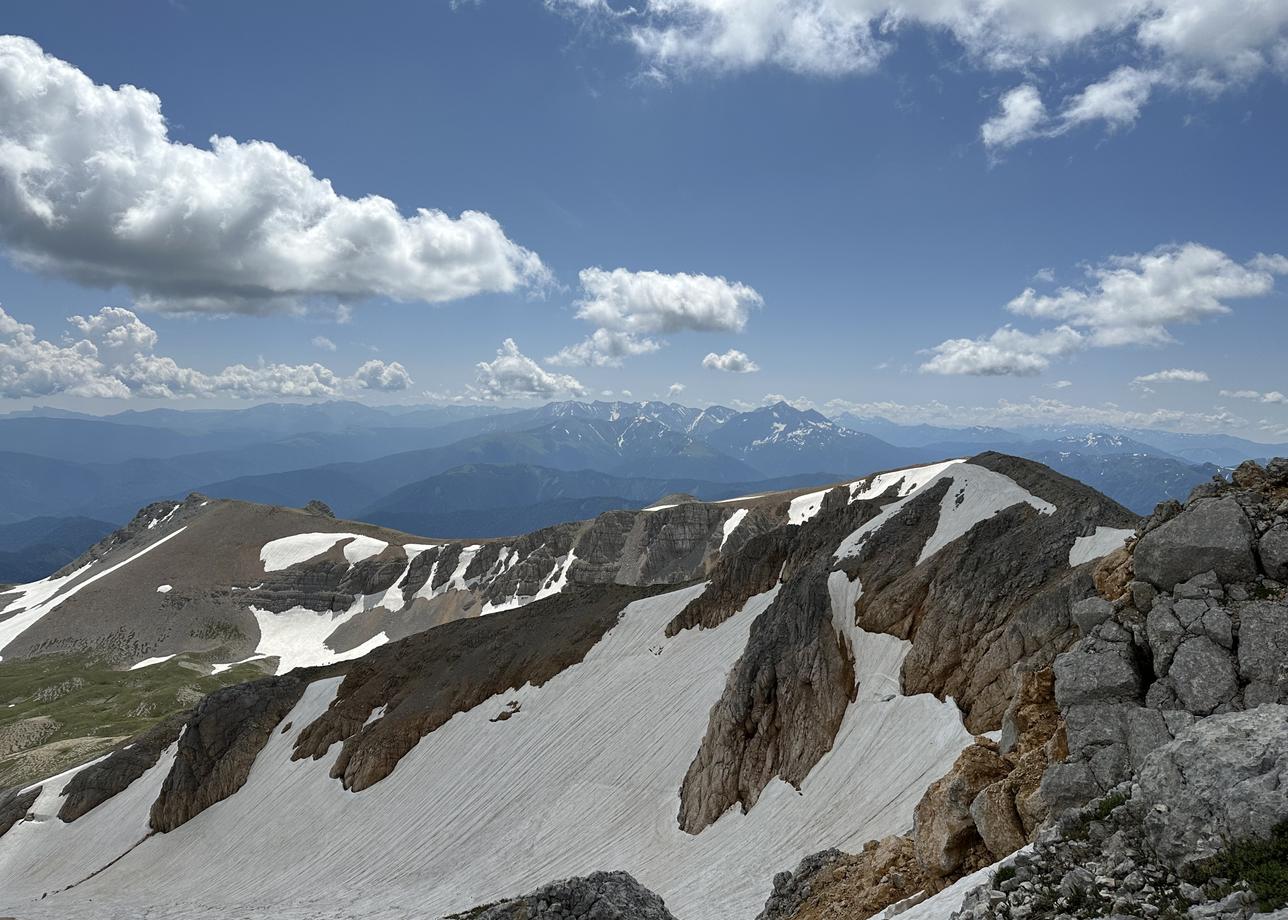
[788, 489, 829, 525]
[249, 604, 390, 675]
[129, 654, 176, 671]
[1069, 526, 1134, 567]
[719, 508, 749, 550]
[155, 584, 172, 594]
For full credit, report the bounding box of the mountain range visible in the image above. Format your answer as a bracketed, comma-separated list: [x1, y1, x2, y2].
[3, 450, 1285, 919]
[1, 398, 1283, 582]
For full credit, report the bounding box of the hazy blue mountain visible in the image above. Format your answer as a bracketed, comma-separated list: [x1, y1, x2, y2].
[706, 403, 918, 477]
[0, 515, 116, 583]
[832, 414, 1021, 448]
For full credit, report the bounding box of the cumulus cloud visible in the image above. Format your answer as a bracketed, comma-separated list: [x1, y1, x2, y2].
[0, 36, 549, 316]
[353, 359, 413, 392]
[1221, 388, 1288, 405]
[922, 325, 1084, 376]
[312, 336, 337, 352]
[667, 382, 686, 399]
[474, 338, 586, 400]
[701, 348, 760, 373]
[547, 328, 661, 367]
[1133, 368, 1210, 385]
[924, 243, 1286, 376]
[0, 304, 411, 400]
[549, 267, 763, 367]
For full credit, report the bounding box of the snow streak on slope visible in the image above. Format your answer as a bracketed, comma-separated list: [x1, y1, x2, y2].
[0, 585, 973, 920]
[720, 508, 748, 549]
[848, 460, 965, 504]
[788, 489, 828, 525]
[835, 463, 1055, 565]
[1068, 526, 1134, 567]
[0, 527, 188, 660]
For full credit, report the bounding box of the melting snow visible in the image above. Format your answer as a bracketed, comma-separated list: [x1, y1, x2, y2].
[1069, 526, 1134, 567]
[260, 533, 388, 573]
[0, 527, 188, 660]
[788, 489, 828, 525]
[0, 584, 972, 920]
[129, 654, 176, 671]
[719, 509, 749, 550]
[249, 604, 391, 676]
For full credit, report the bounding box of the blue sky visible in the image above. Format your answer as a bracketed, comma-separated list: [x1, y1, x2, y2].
[0, 0, 1285, 437]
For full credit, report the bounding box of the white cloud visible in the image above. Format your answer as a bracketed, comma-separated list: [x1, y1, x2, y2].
[701, 348, 760, 373]
[1133, 368, 1210, 385]
[1050, 379, 1073, 389]
[0, 304, 412, 400]
[474, 338, 587, 400]
[549, 267, 763, 368]
[1221, 388, 1288, 405]
[353, 359, 413, 392]
[921, 325, 1084, 376]
[547, 328, 661, 367]
[1061, 66, 1157, 129]
[554, 2, 1288, 90]
[667, 382, 686, 399]
[575, 267, 762, 335]
[67, 306, 158, 355]
[1006, 243, 1283, 347]
[312, 335, 337, 352]
[0, 36, 549, 316]
[925, 243, 1285, 376]
[981, 85, 1047, 149]
[982, 67, 1160, 150]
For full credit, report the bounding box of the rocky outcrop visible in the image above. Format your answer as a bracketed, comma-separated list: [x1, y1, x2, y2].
[293, 585, 652, 792]
[150, 674, 308, 832]
[1137, 705, 1288, 865]
[676, 490, 865, 833]
[451, 871, 678, 920]
[914, 741, 1013, 879]
[1135, 496, 1257, 590]
[757, 838, 925, 920]
[0, 785, 39, 837]
[665, 528, 793, 635]
[59, 710, 189, 823]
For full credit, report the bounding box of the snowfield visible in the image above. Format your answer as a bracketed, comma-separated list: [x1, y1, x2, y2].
[0, 583, 972, 920]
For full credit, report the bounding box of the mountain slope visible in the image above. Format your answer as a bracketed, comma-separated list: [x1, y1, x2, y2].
[0, 454, 1143, 919]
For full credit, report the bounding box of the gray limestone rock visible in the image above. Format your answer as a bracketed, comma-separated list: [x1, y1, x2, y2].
[458, 870, 678, 920]
[1260, 524, 1288, 581]
[1134, 498, 1257, 591]
[1238, 601, 1288, 705]
[1137, 705, 1288, 864]
[1072, 597, 1113, 636]
[1167, 635, 1240, 715]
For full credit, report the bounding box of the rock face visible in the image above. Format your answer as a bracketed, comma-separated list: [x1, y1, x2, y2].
[1137, 705, 1288, 864]
[913, 742, 1012, 877]
[150, 674, 308, 833]
[293, 585, 653, 792]
[0, 785, 39, 837]
[1134, 497, 1257, 590]
[454, 871, 678, 920]
[59, 710, 189, 823]
[1046, 459, 1288, 812]
[756, 838, 924, 920]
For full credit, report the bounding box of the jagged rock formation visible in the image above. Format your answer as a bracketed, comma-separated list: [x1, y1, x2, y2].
[0, 785, 38, 837]
[58, 709, 189, 822]
[757, 839, 926, 920]
[150, 673, 309, 832]
[292, 585, 653, 792]
[453, 871, 679, 920]
[1042, 458, 1288, 813]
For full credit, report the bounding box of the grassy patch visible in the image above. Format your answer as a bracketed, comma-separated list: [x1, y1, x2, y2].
[993, 864, 1017, 886]
[1188, 821, 1288, 912]
[0, 652, 270, 787]
[1092, 790, 1128, 821]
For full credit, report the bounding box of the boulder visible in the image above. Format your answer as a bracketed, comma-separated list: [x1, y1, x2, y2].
[1166, 635, 1240, 715]
[913, 742, 1012, 877]
[1137, 705, 1288, 864]
[1238, 601, 1288, 705]
[1053, 622, 1145, 708]
[464, 870, 678, 920]
[970, 782, 1028, 858]
[1133, 498, 1257, 591]
[1260, 524, 1288, 581]
[1071, 597, 1113, 637]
